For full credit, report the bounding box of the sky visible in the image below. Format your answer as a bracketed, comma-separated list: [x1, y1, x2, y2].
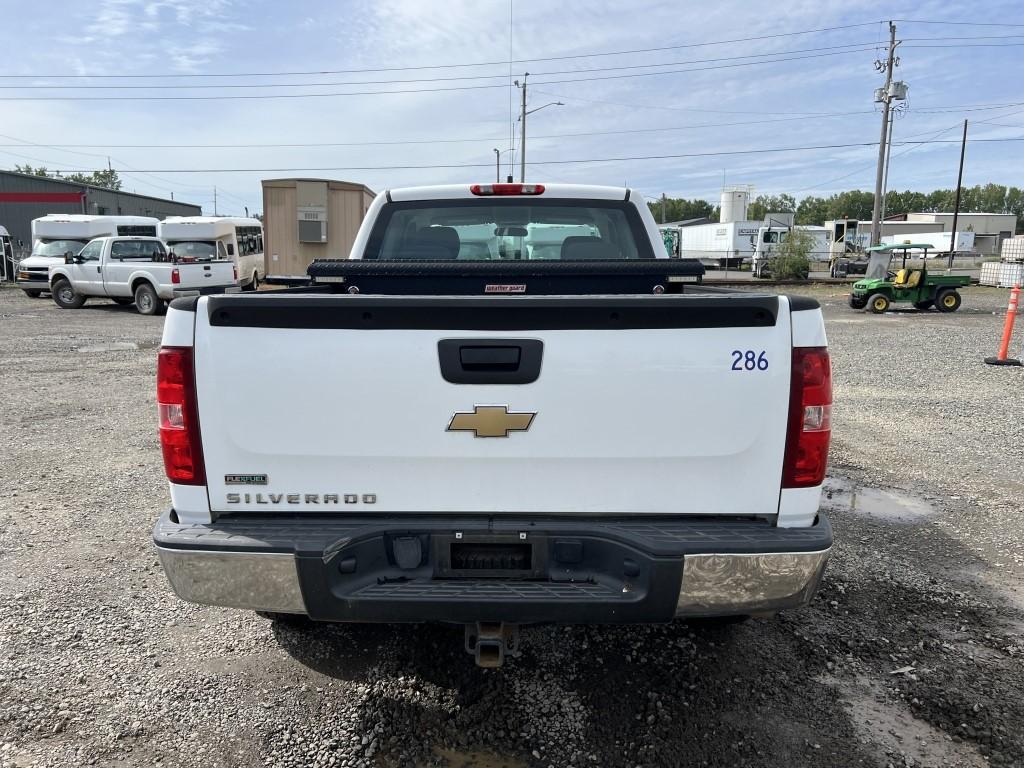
[2, 0, 1023, 216]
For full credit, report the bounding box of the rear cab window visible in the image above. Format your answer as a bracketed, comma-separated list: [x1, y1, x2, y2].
[110, 240, 167, 261]
[363, 200, 654, 261]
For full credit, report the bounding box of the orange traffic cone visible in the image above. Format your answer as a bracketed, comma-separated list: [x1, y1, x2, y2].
[985, 284, 1022, 366]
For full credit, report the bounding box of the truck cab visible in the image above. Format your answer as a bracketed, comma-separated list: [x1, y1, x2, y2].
[751, 225, 828, 279]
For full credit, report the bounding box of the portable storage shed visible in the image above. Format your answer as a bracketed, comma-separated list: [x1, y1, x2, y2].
[261, 178, 375, 277]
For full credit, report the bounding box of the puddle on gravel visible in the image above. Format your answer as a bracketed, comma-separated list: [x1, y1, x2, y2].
[76, 341, 139, 353]
[831, 676, 986, 768]
[431, 747, 527, 768]
[823, 478, 937, 523]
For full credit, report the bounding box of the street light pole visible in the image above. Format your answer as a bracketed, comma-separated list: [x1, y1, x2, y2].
[493, 148, 501, 183]
[518, 75, 528, 183]
[514, 74, 563, 184]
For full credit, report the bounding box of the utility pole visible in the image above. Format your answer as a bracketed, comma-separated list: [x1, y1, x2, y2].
[517, 74, 528, 183]
[661, 193, 667, 224]
[870, 21, 899, 247]
[213, 186, 218, 216]
[880, 111, 895, 221]
[948, 119, 968, 270]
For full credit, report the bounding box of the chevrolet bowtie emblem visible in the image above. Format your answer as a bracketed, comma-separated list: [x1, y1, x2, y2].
[447, 405, 536, 438]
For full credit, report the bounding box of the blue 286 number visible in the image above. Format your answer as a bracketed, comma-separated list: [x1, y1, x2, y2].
[731, 350, 768, 371]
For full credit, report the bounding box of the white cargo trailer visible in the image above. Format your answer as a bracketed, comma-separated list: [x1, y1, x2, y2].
[880, 231, 974, 256]
[676, 220, 761, 269]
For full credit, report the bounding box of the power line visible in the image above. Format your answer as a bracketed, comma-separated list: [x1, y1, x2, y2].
[0, 47, 886, 101]
[0, 22, 887, 80]
[35, 136, 1024, 174]
[0, 112, 881, 151]
[790, 122, 965, 193]
[894, 18, 1024, 27]
[0, 43, 888, 90]
[903, 42, 1024, 48]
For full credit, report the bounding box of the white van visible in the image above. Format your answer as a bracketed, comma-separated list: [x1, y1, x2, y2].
[158, 217, 265, 290]
[16, 215, 159, 297]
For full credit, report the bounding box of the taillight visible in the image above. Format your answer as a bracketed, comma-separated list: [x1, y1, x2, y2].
[782, 347, 832, 488]
[470, 183, 545, 196]
[171, 268, 180, 285]
[233, 265, 238, 282]
[157, 346, 206, 485]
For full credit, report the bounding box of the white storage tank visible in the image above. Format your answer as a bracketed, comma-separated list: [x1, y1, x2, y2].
[719, 188, 749, 224]
[1000, 236, 1024, 264]
[998, 262, 1024, 288]
[980, 261, 1000, 287]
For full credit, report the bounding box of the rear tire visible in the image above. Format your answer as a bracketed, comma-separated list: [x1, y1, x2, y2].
[936, 290, 962, 313]
[249, 272, 260, 291]
[134, 283, 160, 316]
[913, 299, 934, 310]
[23, 290, 42, 298]
[51, 279, 86, 309]
[867, 293, 890, 314]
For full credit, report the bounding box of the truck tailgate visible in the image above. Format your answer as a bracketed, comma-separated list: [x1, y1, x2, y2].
[177, 261, 234, 289]
[193, 294, 792, 517]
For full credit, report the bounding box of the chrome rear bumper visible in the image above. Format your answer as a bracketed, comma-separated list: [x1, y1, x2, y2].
[677, 550, 830, 617]
[153, 512, 832, 622]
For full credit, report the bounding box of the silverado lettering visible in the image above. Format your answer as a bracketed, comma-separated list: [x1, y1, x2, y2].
[225, 493, 377, 504]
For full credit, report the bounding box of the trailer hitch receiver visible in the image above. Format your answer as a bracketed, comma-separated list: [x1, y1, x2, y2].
[465, 622, 520, 668]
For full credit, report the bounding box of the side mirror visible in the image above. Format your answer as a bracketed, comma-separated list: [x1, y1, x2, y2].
[64, 251, 75, 264]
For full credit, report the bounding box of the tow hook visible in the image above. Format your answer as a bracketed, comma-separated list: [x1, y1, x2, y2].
[465, 622, 520, 668]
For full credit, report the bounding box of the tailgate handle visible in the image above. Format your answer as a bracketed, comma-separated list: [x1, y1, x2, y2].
[460, 345, 520, 370]
[438, 339, 543, 384]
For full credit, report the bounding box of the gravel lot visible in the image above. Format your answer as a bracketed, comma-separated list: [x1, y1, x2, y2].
[1, 283, 1022, 768]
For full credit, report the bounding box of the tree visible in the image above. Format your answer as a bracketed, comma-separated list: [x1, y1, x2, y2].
[13, 164, 53, 177]
[827, 190, 875, 222]
[647, 196, 720, 224]
[643, 184, 1022, 232]
[796, 196, 829, 225]
[9, 164, 121, 190]
[65, 169, 122, 190]
[773, 228, 815, 280]
[747, 194, 795, 222]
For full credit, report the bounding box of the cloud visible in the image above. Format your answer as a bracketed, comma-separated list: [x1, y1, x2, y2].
[2, 0, 1022, 216]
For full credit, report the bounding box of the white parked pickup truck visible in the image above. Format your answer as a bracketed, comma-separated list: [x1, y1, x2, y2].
[48, 236, 238, 315]
[153, 183, 833, 666]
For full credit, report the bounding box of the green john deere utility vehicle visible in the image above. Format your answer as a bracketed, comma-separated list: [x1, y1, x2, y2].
[848, 243, 971, 314]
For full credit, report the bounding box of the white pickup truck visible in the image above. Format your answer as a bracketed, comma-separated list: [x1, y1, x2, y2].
[153, 183, 833, 666]
[48, 236, 238, 315]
